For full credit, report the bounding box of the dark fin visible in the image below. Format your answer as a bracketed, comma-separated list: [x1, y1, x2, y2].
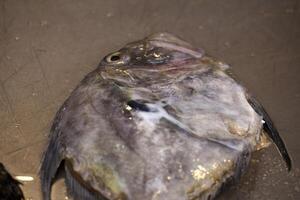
[64, 161, 107, 200]
[247, 95, 292, 171]
[127, 100, 151, 112]
[40, 134, 63, 200]
[0, 163, 25, 200]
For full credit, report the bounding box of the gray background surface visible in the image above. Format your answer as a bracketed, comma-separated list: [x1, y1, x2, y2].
[0, 0, 299, 199]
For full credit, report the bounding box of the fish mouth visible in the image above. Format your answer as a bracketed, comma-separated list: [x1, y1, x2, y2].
[146, 32, 204, 59]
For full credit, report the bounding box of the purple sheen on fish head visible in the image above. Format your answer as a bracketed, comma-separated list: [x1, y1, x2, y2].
[147, 32, 204, 59]
[99, 32, 204, 69]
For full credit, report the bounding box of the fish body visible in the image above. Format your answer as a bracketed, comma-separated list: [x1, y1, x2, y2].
[40, 33, 291, 200]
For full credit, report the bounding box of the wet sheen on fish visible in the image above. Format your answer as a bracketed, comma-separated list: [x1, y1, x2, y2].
[40, 33, 291, 200]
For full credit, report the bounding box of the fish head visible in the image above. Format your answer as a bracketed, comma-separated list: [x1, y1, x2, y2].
[98, 33, 205, 82]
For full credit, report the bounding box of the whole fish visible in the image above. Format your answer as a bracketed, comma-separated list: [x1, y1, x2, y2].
[0, 162, 24, 200]
[40, 33, 291, 200]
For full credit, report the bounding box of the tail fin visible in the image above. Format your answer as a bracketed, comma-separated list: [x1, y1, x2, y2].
[247, 95, 292, 171]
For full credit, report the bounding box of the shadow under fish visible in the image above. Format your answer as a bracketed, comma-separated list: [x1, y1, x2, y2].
[40, 33, 291, 200]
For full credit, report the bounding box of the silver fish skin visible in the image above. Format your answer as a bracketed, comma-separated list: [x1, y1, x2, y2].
[40, 33, 291, 200]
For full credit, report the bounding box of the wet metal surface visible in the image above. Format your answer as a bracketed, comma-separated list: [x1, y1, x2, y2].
[0, 0, 299, 199]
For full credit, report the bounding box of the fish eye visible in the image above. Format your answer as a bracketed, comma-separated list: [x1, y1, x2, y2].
[106, 52, 121, 62]
[107, 52, 121, 62]
[105, 52, 129, 65]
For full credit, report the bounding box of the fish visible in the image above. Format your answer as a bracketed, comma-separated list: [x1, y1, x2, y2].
[0, 162, 25, 200]
[40, 33, 291, 200]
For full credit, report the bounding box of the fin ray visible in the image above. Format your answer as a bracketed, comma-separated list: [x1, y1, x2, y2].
[64, 161, 107, 200]
[40, 133, 63, 200]
[247, 95, 292, 171]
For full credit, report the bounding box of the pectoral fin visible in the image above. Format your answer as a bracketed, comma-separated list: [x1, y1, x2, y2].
[64, 160, 108, 200]
[247, 94, 292, 171]
[40, 133, 63, 200]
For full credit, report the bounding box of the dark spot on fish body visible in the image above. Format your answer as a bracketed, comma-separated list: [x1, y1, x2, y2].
[98, 91, 139, 152]
[127, 100, 151, 112]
